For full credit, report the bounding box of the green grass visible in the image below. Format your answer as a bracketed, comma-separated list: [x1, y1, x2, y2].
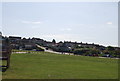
[2, 51, 118, 79]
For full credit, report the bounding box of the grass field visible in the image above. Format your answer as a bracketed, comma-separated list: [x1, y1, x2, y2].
[2, 51, 118, 79]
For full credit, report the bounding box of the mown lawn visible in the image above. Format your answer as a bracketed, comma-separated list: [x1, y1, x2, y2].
[2, 51, 118, 79]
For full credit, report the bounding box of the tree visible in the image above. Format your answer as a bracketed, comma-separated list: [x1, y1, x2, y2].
[52, 39, 56, 44]
[59, 41, 63, 43]
[107, 46, 115, 51]
[73, 49, 89, 55]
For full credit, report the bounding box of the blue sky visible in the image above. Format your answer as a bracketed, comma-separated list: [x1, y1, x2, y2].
[0, 2, 118, 46]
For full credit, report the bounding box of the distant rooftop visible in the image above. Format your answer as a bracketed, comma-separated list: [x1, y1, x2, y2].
[9, 36, 21, 39]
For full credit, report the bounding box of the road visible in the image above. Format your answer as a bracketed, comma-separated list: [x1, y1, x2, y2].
[36, 44, 74, 55]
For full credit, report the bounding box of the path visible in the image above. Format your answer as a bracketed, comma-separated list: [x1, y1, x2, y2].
[36, 44, 74, 55]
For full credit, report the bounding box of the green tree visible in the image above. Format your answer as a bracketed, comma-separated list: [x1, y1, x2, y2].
[52, 39, 56, 44]
[107, 46, 115, 51]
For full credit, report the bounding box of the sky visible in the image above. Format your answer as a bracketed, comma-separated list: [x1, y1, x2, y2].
[0, 2, 118, 47]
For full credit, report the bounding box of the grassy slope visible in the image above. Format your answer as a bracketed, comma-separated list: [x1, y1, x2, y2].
[2, 52, 118, 79]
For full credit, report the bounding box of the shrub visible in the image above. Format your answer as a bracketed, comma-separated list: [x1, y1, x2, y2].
[73, 49, 89, 55]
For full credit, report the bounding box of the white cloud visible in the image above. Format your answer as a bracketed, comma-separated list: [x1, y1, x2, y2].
[106, 22, 113, 25]
[32, 21, 42, 24]
[22, 21, 43, 24]
[60, 28, 72, 31]
[21, 21, 29, 24]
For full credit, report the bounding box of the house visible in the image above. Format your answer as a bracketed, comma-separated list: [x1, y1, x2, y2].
[9, 36, 21, 43]
[24, 43, 36, 50]
[9, 36, 22, 49]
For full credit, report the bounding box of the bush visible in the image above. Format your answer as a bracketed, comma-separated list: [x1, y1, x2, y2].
[74, 49, 89, 55]
[74, 48, 100, 56]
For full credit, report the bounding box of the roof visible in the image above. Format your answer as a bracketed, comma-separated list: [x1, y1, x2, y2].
[9, 36, 21, 39]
